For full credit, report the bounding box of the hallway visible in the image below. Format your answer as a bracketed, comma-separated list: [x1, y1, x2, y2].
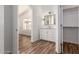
[19, 35, 56, 54]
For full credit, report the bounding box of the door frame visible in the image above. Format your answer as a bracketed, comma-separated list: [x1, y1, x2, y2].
[13, 5, 19, 54]
[55, 5, 63, 53]
[60, 5, 64, 53]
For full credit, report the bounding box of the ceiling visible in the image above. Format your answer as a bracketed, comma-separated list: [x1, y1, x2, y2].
[18, 5, 31, 15]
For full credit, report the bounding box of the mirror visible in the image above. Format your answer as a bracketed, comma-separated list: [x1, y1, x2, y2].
[42, 12, 56, 25]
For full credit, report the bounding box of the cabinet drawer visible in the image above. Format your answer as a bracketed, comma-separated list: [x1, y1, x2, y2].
[40, 28, 56, 42]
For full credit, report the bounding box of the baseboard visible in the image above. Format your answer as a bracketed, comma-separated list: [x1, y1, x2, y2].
[19, 34, 31, 37]
[40, 39, 55, 43]
[31, 39, 39, 43]
[4, 51, 12, 54]
[31, 39, 55, 44]
[63, 41, 79, 45]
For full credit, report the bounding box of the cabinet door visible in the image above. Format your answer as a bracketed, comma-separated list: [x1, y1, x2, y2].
[40, 28, 56, 42]
[40, 29, 48, 40]
[48, 29, 56, 42]
[40, 29, 46, 39]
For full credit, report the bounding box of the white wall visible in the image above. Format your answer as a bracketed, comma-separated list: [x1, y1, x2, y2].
[63, 7, 78, 27]
[0, 6, 4, 54]
[40, 5, 55, 17]
[31, 6, 42, 42]
[0, 5, 13, 54]
[63, 27, 79, 44]
[4, 5, 13, 54]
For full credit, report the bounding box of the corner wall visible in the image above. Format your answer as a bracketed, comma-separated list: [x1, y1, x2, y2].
[31, 6, 42, 42]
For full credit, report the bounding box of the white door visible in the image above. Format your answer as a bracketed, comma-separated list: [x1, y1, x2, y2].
[12, 6, 19, 54]
[0, 6, 4, 54]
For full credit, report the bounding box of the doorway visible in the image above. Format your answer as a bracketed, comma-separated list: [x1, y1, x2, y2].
[18, 5, 32, 53]
[17, 5, 57, 54]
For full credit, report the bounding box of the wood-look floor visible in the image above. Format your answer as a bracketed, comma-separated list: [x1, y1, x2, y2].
[19, 35, 56, 54]
[63, 42, 79, 54]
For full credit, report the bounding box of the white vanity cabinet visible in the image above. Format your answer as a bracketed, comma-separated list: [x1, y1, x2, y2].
[40, 28, 56, 42]
[40, 11, 56, 42]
